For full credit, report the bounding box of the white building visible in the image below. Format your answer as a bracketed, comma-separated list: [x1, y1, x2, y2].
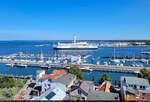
[31, 84, 66, 101]
[36, 70, 45, 82]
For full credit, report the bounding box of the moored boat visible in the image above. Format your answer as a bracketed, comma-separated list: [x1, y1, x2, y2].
[15, 63, 27, 68]
[6, 63, 14, 67]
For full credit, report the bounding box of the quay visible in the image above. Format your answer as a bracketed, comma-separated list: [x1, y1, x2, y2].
[0, 59, 149, 74]
[72, 64, 145, 74]
[99, 56, 150, 63]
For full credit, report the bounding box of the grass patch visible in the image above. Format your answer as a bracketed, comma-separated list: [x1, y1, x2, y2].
[0, 76, 27, 100]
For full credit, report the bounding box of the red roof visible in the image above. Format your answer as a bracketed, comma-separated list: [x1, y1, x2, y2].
[41, 70, 67, 80]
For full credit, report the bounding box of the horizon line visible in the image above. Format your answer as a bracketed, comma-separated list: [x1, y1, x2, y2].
[0, 40, 149, 41]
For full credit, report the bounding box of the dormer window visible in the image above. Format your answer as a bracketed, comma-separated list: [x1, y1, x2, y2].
[140, 86, 142, 89]
[124, 78, 126, 83]
[134, 85, 137, 89]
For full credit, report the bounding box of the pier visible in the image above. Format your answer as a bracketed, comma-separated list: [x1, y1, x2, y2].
[0, 52, 150, 74]
[77, 64, 142, 74]
[0, 59, 149, 74]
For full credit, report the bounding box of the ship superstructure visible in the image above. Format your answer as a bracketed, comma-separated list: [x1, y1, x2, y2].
[54, 34, 98, 50]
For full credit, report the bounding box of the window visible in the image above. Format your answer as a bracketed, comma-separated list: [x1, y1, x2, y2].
[123, 78, 126, 83]
[134, 85, 137, 89]
[46, 92, 56, 100]
[82, 97, 85, 100]
[78, 89, 81, 95]
[140, 86, 142, 89]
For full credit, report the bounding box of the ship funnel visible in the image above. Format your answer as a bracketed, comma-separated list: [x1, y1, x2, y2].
[74, 34, 77, 43]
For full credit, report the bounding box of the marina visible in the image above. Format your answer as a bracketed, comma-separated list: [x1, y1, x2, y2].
[1, 1, 150, 101]
[0, 52, 149, 74]
[0, 41, 150, 85]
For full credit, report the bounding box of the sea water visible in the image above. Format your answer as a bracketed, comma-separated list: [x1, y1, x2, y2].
[0, 41, 150, 85]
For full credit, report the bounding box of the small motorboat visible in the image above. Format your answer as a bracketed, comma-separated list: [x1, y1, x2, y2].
[6, 63, 14, 67]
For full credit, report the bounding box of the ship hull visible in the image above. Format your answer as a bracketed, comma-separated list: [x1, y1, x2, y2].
[54, 48, 98, 50]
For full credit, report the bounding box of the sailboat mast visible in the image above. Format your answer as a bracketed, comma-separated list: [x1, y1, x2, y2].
[74, 34, 76, 43]
[114, 46, 115, 59]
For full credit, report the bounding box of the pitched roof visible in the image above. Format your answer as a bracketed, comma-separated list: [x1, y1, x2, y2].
[121, 77, 150, 86]
[87, 91, 120, 101]
[79, 81, 90, 94]
[53, 70, 67, 76]
[99, 81, 111, 92]
[41, 74, 58, 80]
[50, 82, 66, 92]
[41, 70, 67, 80]
[127, 86, 150, 94]
[54, 73, 76, 87]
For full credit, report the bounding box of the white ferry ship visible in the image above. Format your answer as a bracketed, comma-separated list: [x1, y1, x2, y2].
[53, 34, 98, 50]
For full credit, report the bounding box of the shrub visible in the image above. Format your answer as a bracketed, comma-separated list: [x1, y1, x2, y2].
[99, 73, 111, 85]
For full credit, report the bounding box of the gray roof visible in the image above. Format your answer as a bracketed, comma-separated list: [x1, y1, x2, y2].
[127, 87, 150, 94]
[50, 82, 66, 92]
[54, 73, 76, 87]
[63, 95, 80, 101]
[139, 87, 150, 93]
[79, 81, 90, 94]
[79, 81, 94, 94]
[87, 91, 120, 101]
[121, 76, 150, 86]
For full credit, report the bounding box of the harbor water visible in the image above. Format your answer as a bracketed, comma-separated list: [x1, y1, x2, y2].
[0, 41, 150, 85]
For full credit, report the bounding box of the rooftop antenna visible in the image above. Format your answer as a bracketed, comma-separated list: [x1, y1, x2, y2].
[73, 33, 77, 43]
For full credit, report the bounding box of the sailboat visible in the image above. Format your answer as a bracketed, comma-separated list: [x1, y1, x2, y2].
[110, 46, 120, 63]
[37, 50, 44, 63]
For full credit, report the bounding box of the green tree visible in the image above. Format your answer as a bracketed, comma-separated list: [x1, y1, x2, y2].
[118, 80, 121, 87]
[7, 78, 16, 88]
[138, 68, 150, 84]
[68, 65, 84, 80]
[99, 73, 111, 85]
[23, 79, 27, 84]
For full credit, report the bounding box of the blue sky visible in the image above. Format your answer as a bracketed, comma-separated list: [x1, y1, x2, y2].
[0, 0, 150, 40]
